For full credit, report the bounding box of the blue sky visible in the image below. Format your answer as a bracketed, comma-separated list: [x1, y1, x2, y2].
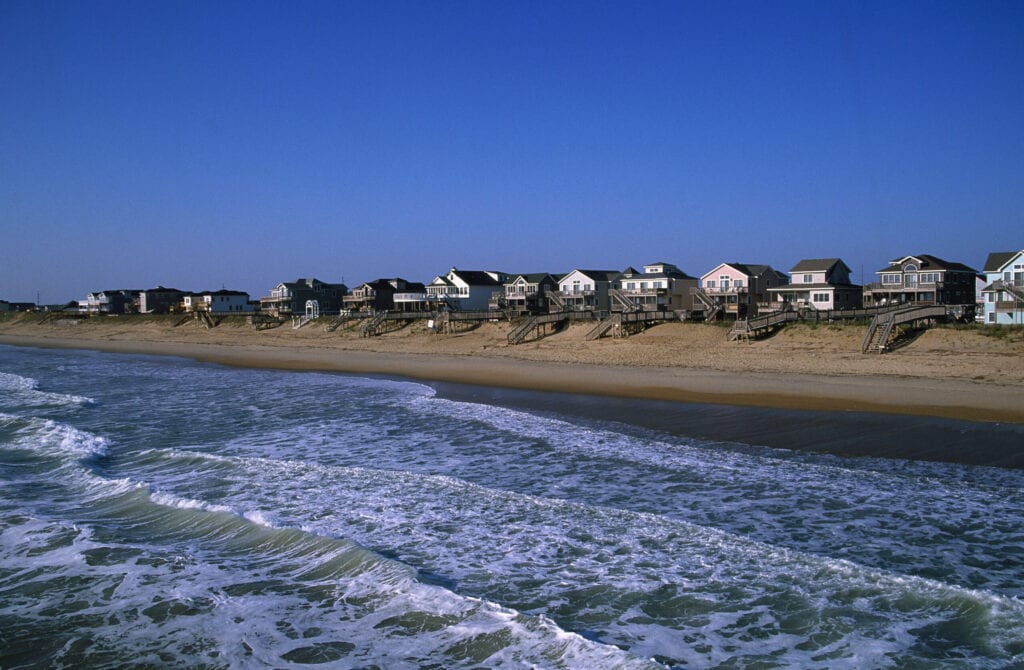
[2, 0, 1022, 303]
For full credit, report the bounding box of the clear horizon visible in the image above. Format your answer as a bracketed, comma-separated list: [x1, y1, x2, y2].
[2, 0, 1022, 304]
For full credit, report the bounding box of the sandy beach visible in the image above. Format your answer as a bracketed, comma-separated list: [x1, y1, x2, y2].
[2, 312, 1022, 423]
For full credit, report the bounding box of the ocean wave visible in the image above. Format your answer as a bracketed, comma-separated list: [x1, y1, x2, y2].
[123, 447, 1024, 666]
[0, 413, 110, 460]
[0, 370, 96, 408]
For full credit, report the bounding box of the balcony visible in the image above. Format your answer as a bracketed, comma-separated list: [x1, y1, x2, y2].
[700, 286, 749, 295]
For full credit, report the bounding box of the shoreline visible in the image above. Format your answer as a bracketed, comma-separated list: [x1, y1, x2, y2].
[3, 332, 1023, 424]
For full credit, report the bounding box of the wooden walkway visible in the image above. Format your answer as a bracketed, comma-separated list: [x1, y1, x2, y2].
[861, 304, 953, 353]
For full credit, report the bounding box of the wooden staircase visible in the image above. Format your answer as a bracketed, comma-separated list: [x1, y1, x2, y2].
[507, 313, 568, 345]
[692, 288, 722, 321]
[608, 289, 637, 312]
[586, 313, 622, 340]
[361, 312, 387, 337]
[728, 310, 802, 341]
[861, 304, 950, 353]
[545, 290, 567, 312]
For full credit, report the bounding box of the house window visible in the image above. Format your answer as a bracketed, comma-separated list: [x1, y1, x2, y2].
[707, 280, 716, 288]
[733, 279, 744, 288]
[882, 275, 900, 285]
[813, 293, 829, 302]
[803, 274, 813, 283]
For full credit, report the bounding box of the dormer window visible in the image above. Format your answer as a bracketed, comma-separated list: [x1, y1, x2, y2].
[903, 263, 918, 273]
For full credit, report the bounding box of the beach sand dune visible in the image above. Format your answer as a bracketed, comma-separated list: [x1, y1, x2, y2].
[2, 313, 1022, 423]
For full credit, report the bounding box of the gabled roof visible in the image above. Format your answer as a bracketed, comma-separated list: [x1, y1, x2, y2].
[983, 251, 1024, 273]
[451, 270, 503, 285]
[509, 273, 556, 283]
[790, 258, 847, 274]
[560, 269, 622, 282]
[879, 254, 977, 274]
[705, 262, 778, 278]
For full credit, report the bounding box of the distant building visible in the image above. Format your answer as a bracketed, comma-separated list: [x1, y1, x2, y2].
[260, 278, 348, 316]
[183, 290, 253, 314]
[768, 258, 862, 311]
[138, 286, 187, 314]
[343, 278, 425, 313]
[556, 269, 622, 312]
[613, 262, 699, 313]
[696, 263, 789, 320]
[980, 250, 1024, 325]
[862, 254, 977, 307]
[491, 273, 561, 315]
[80, 290, 135, 314]
[424, 268, 508, 311]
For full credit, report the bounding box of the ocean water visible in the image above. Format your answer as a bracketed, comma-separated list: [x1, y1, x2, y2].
[2, 344, 1023, 669]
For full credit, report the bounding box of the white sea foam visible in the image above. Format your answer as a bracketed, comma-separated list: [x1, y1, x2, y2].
[0, 370, 96, 407]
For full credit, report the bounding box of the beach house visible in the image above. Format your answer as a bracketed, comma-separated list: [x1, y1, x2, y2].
[767, 259, 862, 311]
[613, 262, 699, 314]
[862, 254, 977, 307]
[183, 290, 253, 314]
[79, 290, 135, 314]
[695, 263, 789, 320]
[424, 268, 508, 311]
[343, 278, 426, 313]
[491, 273, 561, 315]
[980, 250, 1024, 325]
[260, 278, 348, 316]
[556, 269, 622, 313]
[138, 286, 187, 314]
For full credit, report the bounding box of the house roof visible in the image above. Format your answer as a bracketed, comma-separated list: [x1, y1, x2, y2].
[510, 273, 556, 283]
[983, 251, 1023, 273]
[447, 269, 504, 285]
[561, 269, 621, 282]
[194, 289, 249, 296]
[790, 258, 847, 273]
[770, 282, 860, 291]
[878, 254, 977, 274]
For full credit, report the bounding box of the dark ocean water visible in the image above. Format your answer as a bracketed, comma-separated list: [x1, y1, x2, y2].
[2, 344, 1023, 668]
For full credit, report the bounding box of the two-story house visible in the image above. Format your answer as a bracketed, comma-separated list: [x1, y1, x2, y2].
[613, 262, 699, 314]
[491, 273, 561, 315]
[260, 278, 348, 316]
[556, 269, 622, 312]
[80, 290, 135, 314]
[183, 290, 253, 314]
[696, 263, 789, 319]
[980, 250, 1024, 325]
[424, 268, 508, 311]
[862, 255, 977, 307]
[138, 286, 187, 314]
[768, 258, 862, 311]
[343, 278, 426, 313]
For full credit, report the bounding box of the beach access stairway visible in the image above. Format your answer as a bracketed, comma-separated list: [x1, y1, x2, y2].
[728, 309, 802, 341]
[861, 304, 952, 353]
[585, 310, 682, 341]
[508, 313, 569, 345]
[988, 279, 1024, 303]
[586, 313, 622, 340]
[609, 289, 638, 313]
[691, 288, 723, 321]
[545, 291, 568, 312]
